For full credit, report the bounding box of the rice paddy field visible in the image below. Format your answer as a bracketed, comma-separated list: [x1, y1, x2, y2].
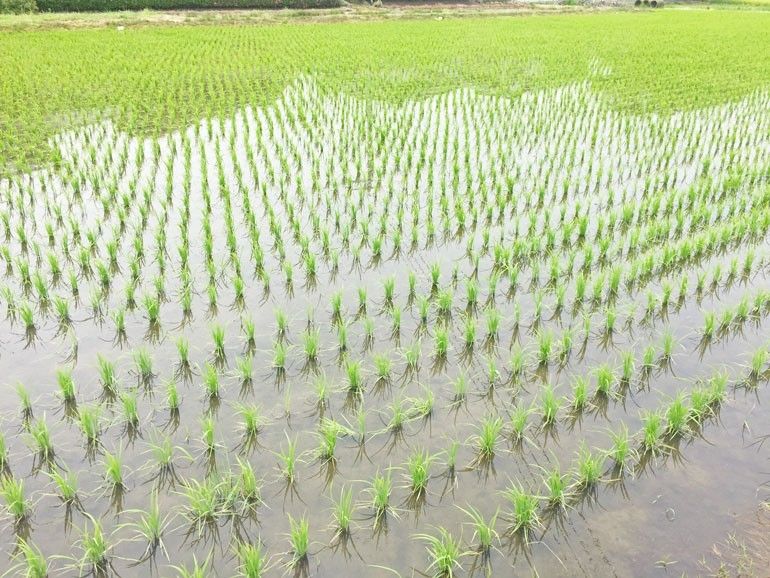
[2, 6, 770, 577]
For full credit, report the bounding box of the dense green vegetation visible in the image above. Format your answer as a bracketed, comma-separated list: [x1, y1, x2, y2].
[36, 0, 340, 13]
[1, 10, 770, 170]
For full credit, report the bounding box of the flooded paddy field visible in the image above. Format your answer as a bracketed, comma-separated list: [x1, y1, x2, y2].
[2, 9, 770, 578]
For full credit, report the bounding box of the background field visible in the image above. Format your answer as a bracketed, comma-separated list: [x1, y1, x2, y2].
[1, 8, 770, 170]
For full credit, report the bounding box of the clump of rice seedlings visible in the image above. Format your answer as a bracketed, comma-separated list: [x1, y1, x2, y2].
[202, 362, 221, 403]
[176, 337, 191, 378]
[539, 384, 561, 426]
[607, 423, 636, 474]
[571, 377, 589, 412]
[450, 374, 468, 407]
[103, 450, 126, 493]
[0, 432, 9, 472]
[409, 388, 435, 420]
[78, 405, 101, 448]
[6, 539, 48, 578]
[345, 358, 364, 398]
[277, 436, 300, 485]
[47, 468, 79, 506]
[404, 340, 421, 373]
[330, 486, 355, 540]
[200, 416, 218, 457]
[330, 292, 343, 325]
[459, 505, 498, 557]
[316, 418, 346, 463]
[536, 330, 553, 367]
[301, 328, 320, 363]
[367, 470, 392, 524]
[242, 317, 256, 354]
[702, 311, 716, 341]
[337, 322, 349, 353]
[180, 478, 228, 531]
[236, 355, 253, 391]
[373, 354, 392, 387]
[433, 325, 449, 362]
[53, 295, 72, 329]
[405, 449, 434, 498]
[125, 491, 171, 563]
[16, 382, 33, 423]
[133, 349, 155, 387]
[664, 394, 689, 437]
[237, 404, 265, 447]
[503, 483, 541, 538]
[275, 309, 289, 340]
[542, 466, 569, 509]
[0, 476, 31, 526]
[595, 364, 615, 397]
[386, 397, 409, 434]
[641, 411, 664, 454]
[748, 346, 768, 382]
[173, 556, 211, 578]
[74, 516, 113, 577]
[508, 346, 526, 384]
[641, 344, 656, 375]
[29, 417, 54, 464]
[660, 330, 676, 364]
[286, 515, 310, 570]
[575, 444, 603, 488]
[272, 341, 287, 373]
[382, 277, 395, 310]
[471, 416, 503, 463]
[236, 542, 269, 578]
[235, 457, 262, 512]
[121, 390, 139, 432]
[211, 323, 226, 363]
[415, 527, 464, 578]
[436, 289, 453, 319]
[509, 405, 530, 444]
[620, 351, 635, 387]
[485, 308, 500, 343]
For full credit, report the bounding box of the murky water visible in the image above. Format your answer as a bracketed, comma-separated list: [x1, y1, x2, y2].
[1, 78, 770, 576]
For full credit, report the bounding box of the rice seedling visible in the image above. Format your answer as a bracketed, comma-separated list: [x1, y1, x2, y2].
[316, 418, 346, 463]
[539, 384, 561, 426]
[509, 405, 531, 443]
[6, 539, 48, 578]
[286, 515, 310, 570]
[29, 417, 54, 464]
[459, 505, 499, 556]
[124, 491, 172, 562]
[571, 377, 589, 412]
[471, 416, 504, 463]
[405, 449, 434, 498]
[330, 486, 355, 540]
[415, 527, 465, 578]
[575, 444, 604, 488]
[595, 364, 615, 397]
[78, 405, 101, 448]
[0, 476, 31, 526]
[665, 394, 689, 437]
[607, 423, 636, 473]
[236, 542, 269, 578]
[542, 466, 570, 509]
[748, 346, 768, 382]
[277, 436, 300, 485]
[202, 362, 221, 402]
[211, 323, 226, 362]
[103, 450, 126, 491]
[47, 468, 79, 506]
[641, 411, 664, 454]
[503, 483, 541, 538]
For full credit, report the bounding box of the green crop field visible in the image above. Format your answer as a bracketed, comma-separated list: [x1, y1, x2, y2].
[1, 5, 770, 578]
